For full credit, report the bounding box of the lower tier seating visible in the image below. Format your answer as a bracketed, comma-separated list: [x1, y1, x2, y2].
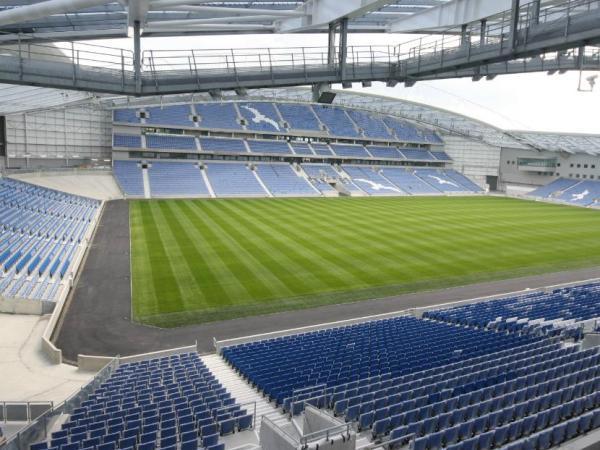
[0, 178, 100, 302]
[255, 164, 319, 197]
[30, 353, 252, 450]
[222, 316, 543, 407]
[114, 161, 483, 199]
[424, 282, 600, 339]
[148, 163, 209, 198]
[528, 178, 600, 207]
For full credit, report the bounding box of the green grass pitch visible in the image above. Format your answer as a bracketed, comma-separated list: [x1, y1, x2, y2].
[130, 196, 600, 328]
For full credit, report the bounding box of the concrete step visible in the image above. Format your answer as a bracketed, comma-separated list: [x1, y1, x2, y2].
[201, 354, 289, 433]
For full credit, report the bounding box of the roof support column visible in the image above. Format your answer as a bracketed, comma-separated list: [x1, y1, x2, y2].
[510, 0, 521, 50]
[338, 17, 348, 80]
[327, 22, 336, 67]
[133, 20, 142, 95]
[531, 0, 541, 25]
[460, 24, 468, 47]
[480, 19, 487, 46]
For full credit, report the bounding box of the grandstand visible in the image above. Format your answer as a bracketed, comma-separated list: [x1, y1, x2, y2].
[0, 178, 100, 303]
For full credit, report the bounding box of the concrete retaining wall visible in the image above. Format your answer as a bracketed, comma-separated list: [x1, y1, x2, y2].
[78, 344, 198, 372]
[41, 202, 105, 365]
[0, 297, 54, 315]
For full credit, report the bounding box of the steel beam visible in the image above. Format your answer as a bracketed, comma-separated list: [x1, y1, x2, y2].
[133, 19, 141, 94]
[277, 0, 391, 32]
[390, 0, 535, 33]
[327, 22, 336, 66]
[509, 0, 520, 50]
[0, 0, 111, 27]
[338, 18, 348, 80]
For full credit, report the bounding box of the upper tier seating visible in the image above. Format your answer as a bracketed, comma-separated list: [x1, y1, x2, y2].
[528, 178, 581, 199]
[146, 135, 197, 151]
[312, 105, 360, 138]
[31, 352, 251, 450]
[424, 282, 600, 338]
[366, 146, 404, 160]
[113, 135, 142, 148]
[399, 148, 437, 161]
[194, 103, 242, 130]
[342, 166, 404, 196]
[555, 181, 600, 206]
[113, 161, 145, 197]
[113, 109, 139, 124]
[383, 117, 429, 143]
[346, 110, 394, 140]
[145, 105, 194, 128]
[222, 316, 542, 408]
[238, 102, 282, 133]
[277, 103, 322, 132]
[255, 164, 318, 197]
[205, 163, 266, 197]
[148, 163, 209, 198]
[198, 138, 246, 154]
[290, 142, 314, 156]
[0, 178, 100, 302]
[414, 169, 471, 193]
[247, 140, 292, 155]
[381, 168, 441, 195]
[310, 143, 334, 156]
[330, 144, 370, 159]
[113, 103, 443, 145]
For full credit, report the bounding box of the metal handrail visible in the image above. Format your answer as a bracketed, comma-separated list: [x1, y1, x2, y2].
[0, 0, 596, 93]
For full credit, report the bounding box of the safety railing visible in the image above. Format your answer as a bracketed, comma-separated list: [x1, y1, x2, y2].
[0, 402, 53, 424]
[299, 421, 353, 447]
[0, 357, 119, 450]
[0, 37, 134, 71]
[0, 0, 597, 93]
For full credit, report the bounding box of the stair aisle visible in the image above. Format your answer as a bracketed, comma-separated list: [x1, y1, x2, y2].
[201, 354, 290, 435]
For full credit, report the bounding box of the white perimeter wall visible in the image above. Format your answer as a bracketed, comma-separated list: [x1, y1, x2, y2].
[5, 105, 112, 164]
[441, 134, 501, 188]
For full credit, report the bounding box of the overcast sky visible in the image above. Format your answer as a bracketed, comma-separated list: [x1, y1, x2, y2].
[111, 32, 600, 134]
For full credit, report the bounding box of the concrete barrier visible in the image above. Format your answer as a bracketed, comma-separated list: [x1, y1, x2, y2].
[41, 202, 105, 365]
[215, 276, 600, 351]
[78, 343, 198, 371]
[0, 297, 54, 315]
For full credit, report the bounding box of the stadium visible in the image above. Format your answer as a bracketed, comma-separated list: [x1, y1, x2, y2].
[1, 1, 600, 450]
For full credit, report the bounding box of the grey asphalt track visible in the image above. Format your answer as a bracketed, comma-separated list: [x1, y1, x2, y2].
[54, 200, 600, 362]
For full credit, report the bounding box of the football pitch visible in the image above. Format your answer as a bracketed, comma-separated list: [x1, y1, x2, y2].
[130, 196, 600, 328]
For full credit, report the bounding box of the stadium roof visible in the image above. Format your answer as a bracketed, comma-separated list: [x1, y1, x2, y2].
[3, 83, 600, 155]
[0, 0, 450, 42]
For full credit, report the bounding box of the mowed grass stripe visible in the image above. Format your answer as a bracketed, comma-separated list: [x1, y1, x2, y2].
[130, 196, 600, 327]
[213, 200, 340, 290]
[149, 202, 200, 313]
[130, 202, 159, 318]
[270, 198, 466, 280]
[233, 199, 388, 287]
[132, 202, 183, 317]
[193, 201, 295, 298]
